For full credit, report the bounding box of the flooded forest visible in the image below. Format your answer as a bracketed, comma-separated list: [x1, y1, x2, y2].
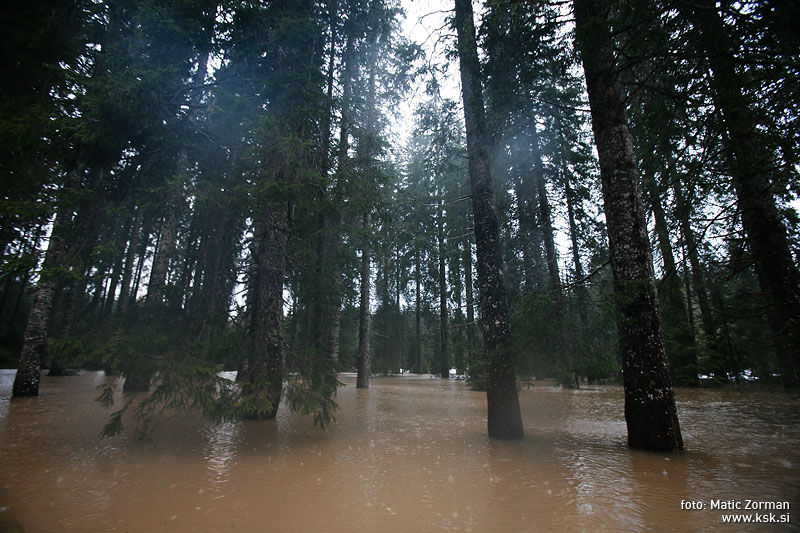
[1, 0, 798, 531]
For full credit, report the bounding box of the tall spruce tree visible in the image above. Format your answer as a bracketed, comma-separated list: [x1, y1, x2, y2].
[574, 0, 682, 451]
[454, 0, 523, 439]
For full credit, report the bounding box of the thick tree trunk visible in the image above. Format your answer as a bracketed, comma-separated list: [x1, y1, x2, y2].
[326, 298, 341, 363]
[574, 0, 682, 451]
[454, 0, 523, 439]
[242, 205, 288, 418]
[356, 212, 372, 389]
[683, 0, 800, 384]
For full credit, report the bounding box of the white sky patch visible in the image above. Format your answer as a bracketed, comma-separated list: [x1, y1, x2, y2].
[394, 0, 461, 146]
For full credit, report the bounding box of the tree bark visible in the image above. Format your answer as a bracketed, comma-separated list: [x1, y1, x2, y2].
[574, 0, 682, 451]
[128, 215, 152, 311]
[242, 206, 289, 418]
[454, 0, 523, 439]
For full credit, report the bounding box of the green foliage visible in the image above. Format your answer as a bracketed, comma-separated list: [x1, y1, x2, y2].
[285, 356, 343, 429]
[466, 357, 486, 391]
[93, 318, 345, 436]
[47, 335, 99, 370]
[96, 354, 239, 439]
[512, 291, 563, 378]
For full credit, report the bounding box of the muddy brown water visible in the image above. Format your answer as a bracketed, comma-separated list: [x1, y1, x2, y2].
[0, 370, 797, 532]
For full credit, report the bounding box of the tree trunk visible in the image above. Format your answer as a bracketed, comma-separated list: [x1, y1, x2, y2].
[438, 201, 449, 377]
[574, 0, 682, 451]
[672, 181, 716, 344]
[395, 244, 404, 374]
[512, 174, 540, 290]
[683, 0, 800, 385]
[103, 215, 132, 316]
[128, 215, 152, 311]
[514, 172, 545, 291]
[318, 0, 342, 367]
[448, 239, 465, 374]
[356, 212, 372, 389]
[415, 244, 423, 374]
[534, 157, 561, 294]
[145, 172, 182, 310]
[127, 172, 182, 393]
[454, 0, 523, 439]
[13, 199, 72, 396]
[463, 233, 476, 373]
[563, 171, 589, 334]
[533, 140, 572, 384]
[241, 205, 288, 418]
[645, 172, 698, 386]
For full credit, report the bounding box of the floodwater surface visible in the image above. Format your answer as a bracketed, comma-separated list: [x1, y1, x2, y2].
[0, 370, 797, 531]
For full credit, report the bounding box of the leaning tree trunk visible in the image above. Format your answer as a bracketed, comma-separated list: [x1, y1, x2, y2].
[574, 0, 682, 452]
[682, 0, 800, 385]
[12, 205, 71, 397]
[454, 0, 523, 439]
